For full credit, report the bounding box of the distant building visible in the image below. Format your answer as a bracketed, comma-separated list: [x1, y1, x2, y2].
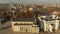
[38, 14, 59, 32]
[11, 18, 39, 33]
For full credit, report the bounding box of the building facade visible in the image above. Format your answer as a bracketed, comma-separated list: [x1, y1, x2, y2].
[11, 18, 39, 33]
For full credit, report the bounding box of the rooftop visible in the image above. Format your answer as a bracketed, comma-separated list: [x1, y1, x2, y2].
[13, 18, 35, 22]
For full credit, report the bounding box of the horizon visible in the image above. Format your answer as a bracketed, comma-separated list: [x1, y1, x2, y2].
[0, 0, 60, 4]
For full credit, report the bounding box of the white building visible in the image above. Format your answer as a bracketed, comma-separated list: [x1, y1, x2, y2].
[11, 18, 39, 33]
[38, 15, 59, 32]
[40, 19, 59, 32]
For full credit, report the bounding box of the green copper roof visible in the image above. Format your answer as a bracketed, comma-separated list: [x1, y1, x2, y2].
[13, 18, 35, 22]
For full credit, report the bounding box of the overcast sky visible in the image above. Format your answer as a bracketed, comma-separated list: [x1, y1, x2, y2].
[0, 0, 60, 4]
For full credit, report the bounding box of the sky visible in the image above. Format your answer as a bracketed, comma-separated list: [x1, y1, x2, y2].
[0, 0, 60, 4]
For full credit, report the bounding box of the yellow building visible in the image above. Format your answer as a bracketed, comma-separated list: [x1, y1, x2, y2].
[11, 18, 39, 33]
